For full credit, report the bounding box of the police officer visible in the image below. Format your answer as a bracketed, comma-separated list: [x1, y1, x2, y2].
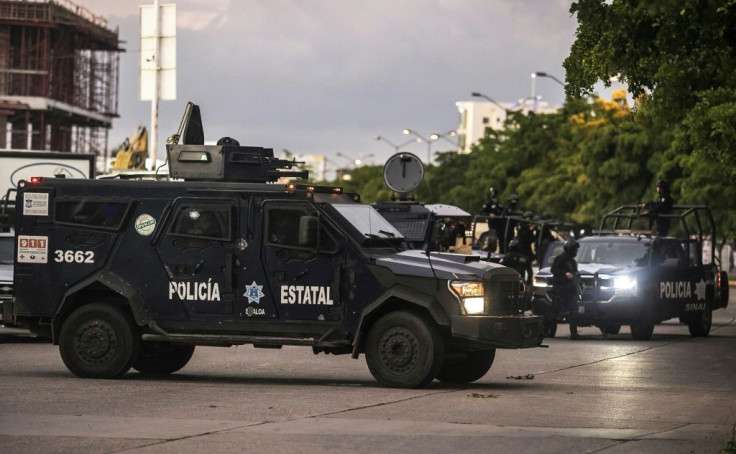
[643, 179, 675, 236]
[551, 239, 581, 339]
[481, 188, 505, 252]
[517, 211, 536, 262]
[500, 239, 533, 285]
[503, 193, 520, 217]
[500, 194, 521, 252]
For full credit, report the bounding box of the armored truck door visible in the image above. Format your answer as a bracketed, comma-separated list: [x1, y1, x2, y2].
[155, 199, 237, 317]
[653, 239, 710, 316]
[260, 200, 343, 322]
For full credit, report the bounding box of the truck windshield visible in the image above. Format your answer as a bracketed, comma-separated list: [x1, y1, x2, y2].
[577, 241, 650, 268]
[330, 204, 404, 239]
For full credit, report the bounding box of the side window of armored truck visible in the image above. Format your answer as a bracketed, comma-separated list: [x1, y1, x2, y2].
[55, 199, 131, 231]
[264, 202, 338, 253]
[170, 204, 233, 241]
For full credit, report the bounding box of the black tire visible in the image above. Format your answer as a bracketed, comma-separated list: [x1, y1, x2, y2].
[436, 349, 495, 384]
[133, 342, 195, 375]
[599, 324, 622, 335]
[719, 271, 729, 308]
[59, 303, 140, 379]
[687, 306, 712, 337]
[630, 322, 654, 340]
[542, 318, 557, 338]
[365, 311, 444, 388]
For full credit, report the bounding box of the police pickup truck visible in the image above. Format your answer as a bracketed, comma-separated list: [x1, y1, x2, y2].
[531, 205, 729, 340]
[4, 103, 542, 388]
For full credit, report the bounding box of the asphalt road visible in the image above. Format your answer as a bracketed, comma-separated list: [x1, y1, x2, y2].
[1, 298, 734, 454]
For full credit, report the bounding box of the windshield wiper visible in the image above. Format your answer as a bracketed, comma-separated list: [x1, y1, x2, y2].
[378, 230, 396, 238]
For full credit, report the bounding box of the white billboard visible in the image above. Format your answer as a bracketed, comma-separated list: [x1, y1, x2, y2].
[0, 151, 95, 202]
[140, 3, 177, 101]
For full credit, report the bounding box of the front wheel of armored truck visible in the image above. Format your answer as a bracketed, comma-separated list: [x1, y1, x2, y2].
[687, 306, 712, 337]
[365, 311, 444, 388]
[59, 304, 140, 379]
[133, 342, 195, 375]
[436, 349, 495, 384]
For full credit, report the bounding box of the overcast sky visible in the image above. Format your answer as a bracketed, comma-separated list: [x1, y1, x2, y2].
[80, 0, 578, 166]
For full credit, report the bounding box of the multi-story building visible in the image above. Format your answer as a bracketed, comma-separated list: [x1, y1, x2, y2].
[0, 0, 121, 164]
[455, 99, 559, 155]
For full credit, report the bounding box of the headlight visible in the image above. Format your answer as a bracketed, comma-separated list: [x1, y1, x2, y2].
[449, 280, 485, 315]
[614, 276, 637, 290]
[533, 276, 549, 287]
[600, 274, 637, 294]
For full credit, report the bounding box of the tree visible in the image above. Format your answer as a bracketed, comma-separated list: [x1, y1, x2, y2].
[564, 0, 736, 237]
[564, 0, 736, 181]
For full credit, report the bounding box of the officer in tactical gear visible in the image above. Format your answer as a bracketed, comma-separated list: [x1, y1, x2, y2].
[551, 239, 581, 339]
[481, 187, 505, 252]
[643, 179, 675, 236]
[500, 239, 533, 285]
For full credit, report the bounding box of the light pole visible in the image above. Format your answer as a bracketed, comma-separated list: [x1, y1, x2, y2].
[531, 71, 565, 111]
[336, 152, 374, 168]
[471, 92, 511, 114]
[403, 128, 438, 163]
[375, 135, 420, 153]
[533, 71, 565, 87]
[430, 130, 458, 149]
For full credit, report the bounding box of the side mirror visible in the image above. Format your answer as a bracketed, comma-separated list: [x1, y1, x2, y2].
[298, 215, 319, 249]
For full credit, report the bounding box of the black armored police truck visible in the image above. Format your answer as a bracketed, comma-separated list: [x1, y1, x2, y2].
[532, 205, 729, 340]
[5, 103, 543, 388]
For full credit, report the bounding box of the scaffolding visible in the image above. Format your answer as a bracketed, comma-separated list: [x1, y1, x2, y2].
[0, 0, 122, 165]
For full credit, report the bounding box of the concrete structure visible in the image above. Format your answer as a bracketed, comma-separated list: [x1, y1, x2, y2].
[455, 99, 560, 155]
[0, 0, 122, 166]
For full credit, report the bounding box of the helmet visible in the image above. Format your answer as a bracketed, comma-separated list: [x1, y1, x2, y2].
[656, 179, 670, 191]
[508, 193, 519, 203]
[523, 211, 533, 219]
[508, 239, 520, 251]
[489, 187, 499, 198]
[563, 239, 580, 256]
[217, 136, 240, 146]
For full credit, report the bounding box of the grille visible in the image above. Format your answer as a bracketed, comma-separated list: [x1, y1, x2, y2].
[486, 276, 523, 315]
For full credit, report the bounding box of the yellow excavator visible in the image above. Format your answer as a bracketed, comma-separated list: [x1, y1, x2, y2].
[111, 126, 148, 170]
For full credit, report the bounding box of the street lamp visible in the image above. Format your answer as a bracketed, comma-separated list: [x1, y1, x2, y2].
[375, 135, 420, 153]
[430, 130, 458, 148]
[532, 71, 565, 87]
[336, 152, 374, 168]
[471, 92, 511, 114]
[402, 128, 435, 163]
[531, 72, 565, 111]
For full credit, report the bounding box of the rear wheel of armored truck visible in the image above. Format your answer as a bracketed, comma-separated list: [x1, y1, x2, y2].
[365, 310, 444, 388]
[133, 342, 195, 375]
[630, 321, 654, 340]
[687, 306, 712, 337]
[59, 303, 140, 379]
[436, 349, 495, 384]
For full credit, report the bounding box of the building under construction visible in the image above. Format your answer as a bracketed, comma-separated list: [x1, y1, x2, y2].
[0, 0, 121, 163]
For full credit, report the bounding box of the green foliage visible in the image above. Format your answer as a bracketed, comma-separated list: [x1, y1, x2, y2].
[323, 1, 736, 240]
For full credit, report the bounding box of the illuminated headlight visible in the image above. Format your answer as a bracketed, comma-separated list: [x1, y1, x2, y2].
[614, 276, 637, 290]
[449, 281, 485, 315]
[601, 274, 637, 293]
[533, 276, 550, 288]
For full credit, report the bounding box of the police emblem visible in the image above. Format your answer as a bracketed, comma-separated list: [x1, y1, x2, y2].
[244, 281, 265, 303]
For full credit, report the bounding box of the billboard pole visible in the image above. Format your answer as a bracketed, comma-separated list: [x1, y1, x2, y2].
[149, 0, 160, 170]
